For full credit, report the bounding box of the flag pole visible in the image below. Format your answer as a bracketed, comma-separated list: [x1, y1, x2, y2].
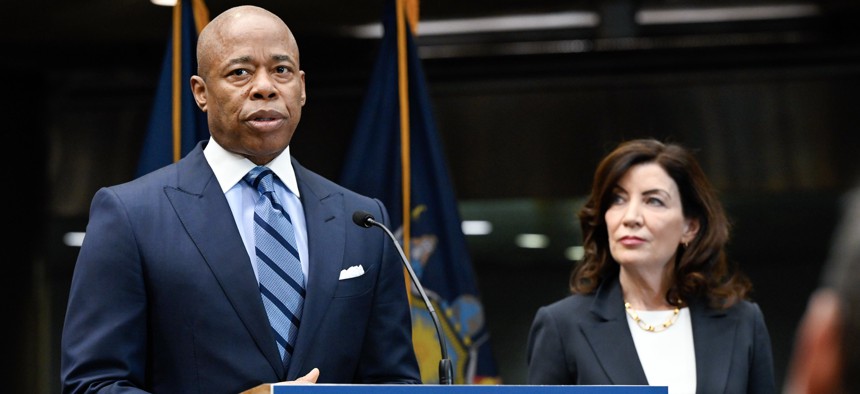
[396, 0, 412, 257]
[396, 0, 414, 293]
[171, 0, 209, 164]
[171, 0, 183, 163]
[191, 0, 210, 33]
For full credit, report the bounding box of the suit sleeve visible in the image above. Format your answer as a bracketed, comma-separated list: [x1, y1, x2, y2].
[747, 302, 778, 394]
[355, 199, 421, 383]
[526, 305, 576, 384]
[60, 188, 151, 394]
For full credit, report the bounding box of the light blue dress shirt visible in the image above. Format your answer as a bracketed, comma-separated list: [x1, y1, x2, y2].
[203, 137, 309, 285]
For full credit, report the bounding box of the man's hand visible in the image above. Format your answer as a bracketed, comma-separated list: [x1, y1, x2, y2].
[293, 368, 321, 384]
[239, 368, 320, 394]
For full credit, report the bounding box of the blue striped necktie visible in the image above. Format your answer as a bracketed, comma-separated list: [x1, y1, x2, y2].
[244, 166, 305, 368]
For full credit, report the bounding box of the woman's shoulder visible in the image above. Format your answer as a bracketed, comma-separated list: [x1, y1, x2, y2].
[539, 293, 595, 315]
[696, 297, 766, 321]
[724, 298, 764, 314]
[729, 299, 767, 321]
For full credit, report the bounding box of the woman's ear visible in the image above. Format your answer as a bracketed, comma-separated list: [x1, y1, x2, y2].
[681, 218, 700, 245]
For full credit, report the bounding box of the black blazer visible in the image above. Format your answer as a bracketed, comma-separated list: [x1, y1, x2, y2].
[526, 276, 776, 394]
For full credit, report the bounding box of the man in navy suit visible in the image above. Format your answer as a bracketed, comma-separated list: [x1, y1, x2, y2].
[60, 5, 421, 393]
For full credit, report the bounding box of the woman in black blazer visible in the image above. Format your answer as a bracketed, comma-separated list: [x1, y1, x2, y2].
[527, 139, 776, 394]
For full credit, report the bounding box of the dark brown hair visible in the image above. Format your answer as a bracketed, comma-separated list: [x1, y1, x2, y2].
[570, 138, 752, 309]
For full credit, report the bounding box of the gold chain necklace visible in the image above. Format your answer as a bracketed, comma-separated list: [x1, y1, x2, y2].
[624, 301, 680, 332]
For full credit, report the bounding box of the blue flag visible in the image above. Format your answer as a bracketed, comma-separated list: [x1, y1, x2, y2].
[137, 0, 209, 178]
[339, 0, 501, 384]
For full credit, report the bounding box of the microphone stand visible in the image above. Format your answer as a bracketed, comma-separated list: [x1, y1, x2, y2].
[361, 214, 454, 385]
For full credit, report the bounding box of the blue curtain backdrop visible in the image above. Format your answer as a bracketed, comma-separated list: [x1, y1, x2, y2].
[137, 0, 209, 178]
[339, 0, 500, 384]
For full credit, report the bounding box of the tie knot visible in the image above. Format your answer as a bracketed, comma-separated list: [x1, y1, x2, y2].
[244, 166, 277, 194]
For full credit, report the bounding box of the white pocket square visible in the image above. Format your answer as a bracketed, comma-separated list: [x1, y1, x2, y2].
[339, 265, 365, 280]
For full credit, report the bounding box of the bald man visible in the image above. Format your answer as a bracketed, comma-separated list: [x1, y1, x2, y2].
[60, 6, 420, 393]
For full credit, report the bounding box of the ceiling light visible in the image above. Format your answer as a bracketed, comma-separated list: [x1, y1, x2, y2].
[515, 234, 550, 249]
[64, 232, 86, 247]
[151, 0, 177, 6]
[637, 4, 820, 25]
[345, 11, 599, 38]
[565, 246, 585, 261]
[462, 220, 493, 235]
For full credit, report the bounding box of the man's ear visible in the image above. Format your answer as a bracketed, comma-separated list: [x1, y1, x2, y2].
[190, 75, 208, 112]
[784, 290, 843, 394]
[299, 70, 306, 106]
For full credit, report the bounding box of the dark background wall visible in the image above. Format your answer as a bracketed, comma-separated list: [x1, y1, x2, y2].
[4, 1, 860, 392]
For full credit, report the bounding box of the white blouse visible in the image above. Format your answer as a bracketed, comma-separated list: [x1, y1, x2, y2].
[627, 307, 696, 394]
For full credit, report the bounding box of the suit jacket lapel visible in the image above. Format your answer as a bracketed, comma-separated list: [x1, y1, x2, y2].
[691, 301, 735, 393]
[286, 158, 345, 379]
[581, 275, 738, 391]
[581, 277, 649, 385]
[164, 143, 284, 377]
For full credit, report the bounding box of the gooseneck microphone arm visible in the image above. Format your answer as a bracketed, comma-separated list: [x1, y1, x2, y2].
[352, 210, 454, 385]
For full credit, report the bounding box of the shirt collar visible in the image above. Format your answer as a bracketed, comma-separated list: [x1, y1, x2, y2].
[203, 137, 301, 198]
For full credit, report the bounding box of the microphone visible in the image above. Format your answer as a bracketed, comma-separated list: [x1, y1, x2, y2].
[352, 210, 454, 385]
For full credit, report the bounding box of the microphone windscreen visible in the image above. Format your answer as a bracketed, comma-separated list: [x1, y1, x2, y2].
[352, 210, 374, 228]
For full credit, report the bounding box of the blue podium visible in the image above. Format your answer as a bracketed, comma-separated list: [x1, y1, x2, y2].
[273, 385, 667, 393]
